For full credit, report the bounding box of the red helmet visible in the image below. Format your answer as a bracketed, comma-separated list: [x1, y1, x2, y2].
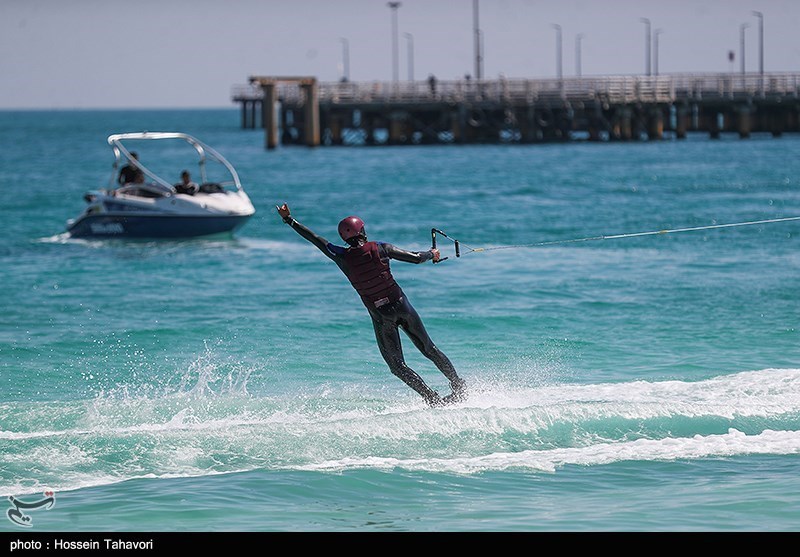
[338, 216, 366, 242]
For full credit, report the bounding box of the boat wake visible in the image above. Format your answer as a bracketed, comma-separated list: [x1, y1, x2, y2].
[3, 365, 800, 495]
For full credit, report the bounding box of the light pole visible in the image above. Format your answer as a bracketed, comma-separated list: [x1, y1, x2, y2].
[387, 2, 402, 83]
[653, 29, 663, 76]
[752, 11, 764, 76]
[403, 32, 414, 81]
[339, 38, 350, 82]
[478, 29, 484, 78]
[640, 17, 651, 76]
[473, 0, 482, 80]
[740, 22, 749, 75]
[551, 24, 562, 80]
[575, 33, 584, 77]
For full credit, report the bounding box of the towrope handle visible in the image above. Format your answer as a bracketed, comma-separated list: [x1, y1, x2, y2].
[432, 228, 461, 263]
[431, 228, 448, 263]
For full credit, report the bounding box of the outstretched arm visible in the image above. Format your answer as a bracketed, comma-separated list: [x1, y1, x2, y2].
[383, 243, 440, 264]
[276, 204, 336, 260]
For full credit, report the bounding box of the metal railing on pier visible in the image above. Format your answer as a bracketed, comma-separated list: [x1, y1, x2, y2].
[232, 73, 800, 107]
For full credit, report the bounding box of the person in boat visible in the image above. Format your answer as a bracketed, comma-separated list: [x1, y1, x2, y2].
[117, 152, 145, 186]
[174, 170, 199, 195]
[276, 203, 467, 407]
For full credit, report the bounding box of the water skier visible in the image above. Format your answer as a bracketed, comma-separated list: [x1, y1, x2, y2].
[276, 204, 467, 407]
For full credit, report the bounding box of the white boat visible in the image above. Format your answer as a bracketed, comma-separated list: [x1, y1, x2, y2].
[66, 132, 256, 239]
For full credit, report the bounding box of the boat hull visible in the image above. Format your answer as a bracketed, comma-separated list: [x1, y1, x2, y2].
[67, 213, 252, 239]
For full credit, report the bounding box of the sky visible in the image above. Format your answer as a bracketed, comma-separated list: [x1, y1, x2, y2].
[1, 0, 798, 109]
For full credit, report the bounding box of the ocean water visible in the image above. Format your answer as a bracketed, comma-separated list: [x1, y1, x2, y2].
[1, 109, 799, 532]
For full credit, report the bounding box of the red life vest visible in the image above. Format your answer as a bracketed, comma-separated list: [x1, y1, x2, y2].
[343, 241, 402, 306]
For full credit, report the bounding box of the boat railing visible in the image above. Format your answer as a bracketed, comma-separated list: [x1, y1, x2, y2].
[107, 132, 245, 194]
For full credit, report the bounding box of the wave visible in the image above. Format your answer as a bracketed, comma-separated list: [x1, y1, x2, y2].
[297, 428, 800, 474]
[35, 233, 303, 253]
[2, 367, 800, 495]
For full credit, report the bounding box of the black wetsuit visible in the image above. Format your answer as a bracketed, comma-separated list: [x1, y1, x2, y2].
[118, 164, 144, 185]
[284, 216, 465, 405]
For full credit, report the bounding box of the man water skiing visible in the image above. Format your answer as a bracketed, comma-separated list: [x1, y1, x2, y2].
[276, 204, 467, 407]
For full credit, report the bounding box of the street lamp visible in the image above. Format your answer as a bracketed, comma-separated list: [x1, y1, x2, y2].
[653, 29, 663, 76]
[575, 33, 584, 77]
[403, 32, 414, 81]
[339, 38, 350, 82]
[640, 17, 651, 76]
[740, 22, 749, 75]
[473, 0, 482, 80]
[551, 24, 562, 80]
[387, 2, 402, 82]
[752, 11, 764, 76]
[478, 29, 484, 79]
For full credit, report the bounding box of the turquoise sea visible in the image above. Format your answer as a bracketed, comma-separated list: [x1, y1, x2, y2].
[1, 109, 799, 533]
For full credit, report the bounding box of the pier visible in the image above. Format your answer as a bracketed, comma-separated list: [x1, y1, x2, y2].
[232, 73, 800, 148]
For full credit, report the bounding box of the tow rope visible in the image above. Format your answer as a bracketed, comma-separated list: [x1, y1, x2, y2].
[430, 216, 800, 262]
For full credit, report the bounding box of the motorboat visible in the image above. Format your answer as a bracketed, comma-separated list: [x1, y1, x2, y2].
[66, 132, 256, 239]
